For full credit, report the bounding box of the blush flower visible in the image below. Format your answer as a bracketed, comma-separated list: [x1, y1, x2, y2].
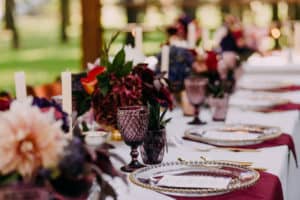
[0, 97, 65, 178]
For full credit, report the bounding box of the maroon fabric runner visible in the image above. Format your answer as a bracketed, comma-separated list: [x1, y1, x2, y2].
[262, 102, 300, 112]
[269, 85, 300, 92]
[183, 133, 297, 166]
[171, 171, 283, 200]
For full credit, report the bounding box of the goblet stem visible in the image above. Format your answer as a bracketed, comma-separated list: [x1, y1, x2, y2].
[131, 145, 139, 163]
[121, 145, 145, 172]
[188, 104, 206, 125]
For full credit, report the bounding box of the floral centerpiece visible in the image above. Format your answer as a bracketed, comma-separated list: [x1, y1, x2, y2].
[73, 38, 143, 130]
[73, 35, 173, 148]
[193, 50, 238, 121]
[133, 64, 173, 164]
[0, 97, 124, 199]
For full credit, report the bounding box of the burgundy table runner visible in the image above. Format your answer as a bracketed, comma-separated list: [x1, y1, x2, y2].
[269, 85, 300, 92]
[183, 133, 297, 166]
[171, 171, 283, 200]
[262, 102, 300, 112]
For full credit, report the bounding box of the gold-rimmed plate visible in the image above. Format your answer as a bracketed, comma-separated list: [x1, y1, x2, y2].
[184, 124, 282, 146]
[129, 160, 260, 197]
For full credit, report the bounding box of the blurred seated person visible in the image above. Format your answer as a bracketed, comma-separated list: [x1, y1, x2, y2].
[215, 15, 253, 60]
[166, 15, 201, 48]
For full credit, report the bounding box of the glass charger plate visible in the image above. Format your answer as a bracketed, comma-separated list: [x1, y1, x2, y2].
[129, 161, 260, 197]
[184, 124, 282, 146]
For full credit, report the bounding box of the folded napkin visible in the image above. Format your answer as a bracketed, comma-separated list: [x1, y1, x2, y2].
[172, 171, 283, 200]
[183, 133, 297, 167]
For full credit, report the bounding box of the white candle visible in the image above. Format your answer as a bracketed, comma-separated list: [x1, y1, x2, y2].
[134, 26, 143, 53]
[14, 71, 27, 101]
[295, 22, 300, 53]
[202, 28, 210, 50]
[161, 45, 170, 78]
[61, 71, 72, 114]
[187, 22, 197, 49]
[61, 71, 72, 136]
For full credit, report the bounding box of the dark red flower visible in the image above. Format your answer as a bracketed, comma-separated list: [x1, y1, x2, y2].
[93, 74, 143, 128]
[132, 64, 173, 109]
[156, 87, 173, 110]
[0, 97, 10, 111]
[132, 64, 154, 84]
[232, 29, 244, 41]
[205, 51, 218, 72]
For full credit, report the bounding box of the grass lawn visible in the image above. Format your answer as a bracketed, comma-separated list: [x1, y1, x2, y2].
[0, 1, 165, 94]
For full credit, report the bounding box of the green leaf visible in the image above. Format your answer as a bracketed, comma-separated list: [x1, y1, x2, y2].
[111, 48, 126, 72]
[100, 31, 121, 68]
[97, 74, 111, 96]
[161, 117, 172, 127]
[73, 91, 91, 116]
[117, 61, 133, 77]
[0, 173, 19, 186]
[148, 102, 160, 130]
[100, 85, 110, 96]
[159, 108, 168, 122]
[107, 31, 121, 52]
[81, 121, 89, 132]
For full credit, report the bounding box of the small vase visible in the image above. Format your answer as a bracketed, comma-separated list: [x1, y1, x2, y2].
[140, 129, 166, 165]
[209, 95, 229, 122]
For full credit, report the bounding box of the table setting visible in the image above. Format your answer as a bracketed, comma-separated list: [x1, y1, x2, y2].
[2, 13, 300, 200]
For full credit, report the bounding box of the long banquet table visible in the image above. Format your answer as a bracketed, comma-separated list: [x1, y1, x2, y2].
[108, 107, 299, 200]
[243, 51, 300, 74]
[107, 64, 300, 200]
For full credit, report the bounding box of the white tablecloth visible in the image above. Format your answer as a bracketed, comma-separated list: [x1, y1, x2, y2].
[243, 51, 300, 74]
[109, 108, 298, 200]
[107, 57, 300, 200]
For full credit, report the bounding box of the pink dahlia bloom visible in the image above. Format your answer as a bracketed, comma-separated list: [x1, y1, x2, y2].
[0, 97, 65, 178]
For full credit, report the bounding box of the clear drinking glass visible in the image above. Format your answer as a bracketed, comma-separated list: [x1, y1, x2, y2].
[184, 77, 208, 125]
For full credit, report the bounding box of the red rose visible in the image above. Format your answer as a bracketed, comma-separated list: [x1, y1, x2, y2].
[80, 66, 106, 94]
[205, 51, 218, 72]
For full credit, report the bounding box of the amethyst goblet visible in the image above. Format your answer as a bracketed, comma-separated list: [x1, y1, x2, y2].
[117, 106, 149, 172]
[184, 77, 208, 125]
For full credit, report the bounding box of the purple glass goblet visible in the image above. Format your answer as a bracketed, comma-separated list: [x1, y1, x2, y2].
[117, 106, 149, 172]
[184, 77, 208, 125]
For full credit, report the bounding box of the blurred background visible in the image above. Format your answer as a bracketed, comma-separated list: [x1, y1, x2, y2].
[0, 0, 298, 93]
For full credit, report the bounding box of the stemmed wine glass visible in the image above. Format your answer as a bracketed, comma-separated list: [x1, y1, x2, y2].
[117, 106, 149, 172]
[184, 76, 208, 125]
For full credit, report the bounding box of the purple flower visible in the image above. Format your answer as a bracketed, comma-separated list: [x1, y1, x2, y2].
[32, 97, 69, 133]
